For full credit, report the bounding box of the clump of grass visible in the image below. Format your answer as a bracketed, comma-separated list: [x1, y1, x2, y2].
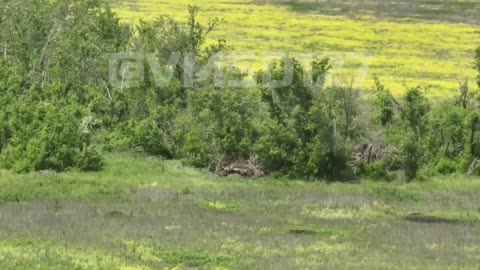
[122, 241, 235, 268]
[405, 211, 480, 225]
[301, 203, 389, 220]
[287, 226, 346, 240]
[105, 210, 127, 218]
[204, 201, 240, 212]
[404, 213, 461, 224]
[373, 186, 424, 203]
[120, 265, 151, 270]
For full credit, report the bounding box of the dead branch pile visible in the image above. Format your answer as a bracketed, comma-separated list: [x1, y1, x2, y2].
[351, 143, 377, 173]
[215, 154, 265, 178]
[468, 158, 480, 175]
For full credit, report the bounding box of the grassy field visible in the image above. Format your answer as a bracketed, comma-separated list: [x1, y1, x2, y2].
[1, 153, 480, 269]
[112, 0, 480, 96]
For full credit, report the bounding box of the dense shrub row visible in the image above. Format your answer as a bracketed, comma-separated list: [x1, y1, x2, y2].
[1, 0, 480, 181]
[0, 0, 130, 172]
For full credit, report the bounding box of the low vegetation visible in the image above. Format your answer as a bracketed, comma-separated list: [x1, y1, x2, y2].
[1, 153, 480, 269]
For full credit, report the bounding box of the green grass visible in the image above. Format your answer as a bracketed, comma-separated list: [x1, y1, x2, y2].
[111, 0, 480, 96]
[1, 152, 480, 269]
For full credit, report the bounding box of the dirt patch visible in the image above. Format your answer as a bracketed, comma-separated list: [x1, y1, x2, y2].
[404, 213, 461, 224]
[288, 228, 319, 236]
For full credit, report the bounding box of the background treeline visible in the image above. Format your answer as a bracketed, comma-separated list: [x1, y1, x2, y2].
[1, 0, 480, 181]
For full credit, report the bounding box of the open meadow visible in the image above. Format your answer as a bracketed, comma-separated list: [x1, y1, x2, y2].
[112, 0, 480, 96]
[1, 153, 480, 269]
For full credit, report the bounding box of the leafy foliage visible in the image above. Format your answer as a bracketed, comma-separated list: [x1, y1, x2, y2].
[255, 56, 355, 180]
[0, 102, 102, 172]
[1, 0, 479, 182]
[476, 47, 480, 88]
[0, 0, 129, 172]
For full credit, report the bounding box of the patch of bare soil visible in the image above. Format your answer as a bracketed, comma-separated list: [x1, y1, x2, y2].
[404, 213, 461, 224]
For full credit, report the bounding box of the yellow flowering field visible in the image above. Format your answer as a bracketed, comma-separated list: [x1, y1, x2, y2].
[112, 0, 479, 96]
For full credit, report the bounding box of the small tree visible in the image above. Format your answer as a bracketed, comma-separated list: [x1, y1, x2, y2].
[402, 87, 430, 137]
[132, 5, 225, 87]
[476, 47, 480, 88]
[374, 78, 394, 126]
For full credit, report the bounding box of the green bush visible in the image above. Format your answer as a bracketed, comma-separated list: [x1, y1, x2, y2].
[125, 118, 173, 158]
[76, 146, 105, 172]
[475, 47, 480, 88]
[374, 78, 394, 126]
[0, 103, 103, 172]
[434, 159, 459, 175]
[254, 57, 357, 180]
[365, 161, 390, 181]
[255, 119, 297, 174]
[175, 84, 259, 168]
[402, 135, 422, 181]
